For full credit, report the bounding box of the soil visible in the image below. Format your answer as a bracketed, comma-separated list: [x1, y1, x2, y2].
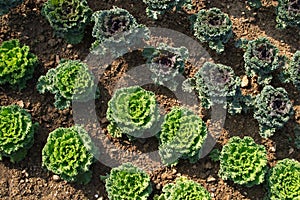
[0, 0, 300, 199]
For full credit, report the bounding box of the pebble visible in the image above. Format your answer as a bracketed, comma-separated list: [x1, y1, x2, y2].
[241, 75, 249, 88]
[16, 100, 24, 108]
[269, 146, 276, 152]
[205, 161, 212, 169]
[52, 175, 60, 181]
[207, 175, 216, 182]
[289, 147, 294, 154]
[67, 44, 73, 49]
[171, 169, 177, 175]
[156, 183, 161, 190]
[48, 39, 57, 47]
[161, 173, 172, 180]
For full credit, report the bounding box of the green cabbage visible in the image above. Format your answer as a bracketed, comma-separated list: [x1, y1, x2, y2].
[37, 59, 97, 110]
[267, 158, 300, 199]
[0, 105, 35, 163]
[42, 0, 92, 44]
[219, 136, 268, 187]
[155, 176, 211, 200]
[158, 106, 207, 166]
[42, 126, 96, 184]
[0, 39, 38, 89]
[101, 163, 152, 200]
[106, 86, 161, 139]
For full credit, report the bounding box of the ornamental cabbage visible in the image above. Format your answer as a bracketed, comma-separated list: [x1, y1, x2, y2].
[218, 136, 268, 187]
[191, 8, 233, 53]
[42, 0, 92, 44]
[243, 37, 281, 85]
[142, 0, 186, 19]
[37, 59, 97, 110]
[0, 0, 23, 15]
[143, 44, 189, 90]
[42, 126, 97, 184]
[0, 105, 35, 163]
[183, 62, 243, 115]
[101, 163, 152, 200]
[267, 158, 300, 199]
[254, 85, 293, 138]
[158, 106, 207, 166]
[155, 176, 211, 200]
[276, 0, 300, 29]
[0, 39, 38, 89]
[283, 50, 300, 90]
[91, 7, 149, 57]
[106, 86, 161, 139]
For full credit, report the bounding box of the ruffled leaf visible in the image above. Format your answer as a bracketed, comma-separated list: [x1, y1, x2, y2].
[254, 85, 293, 138]
[192, 8, 233, 53]
[0, 39, 38, 89]
[107, 86, 161, 139]
[42, 126, 96, 184]
[158, 107, 207, 166]
[155, 176, 211, 200]
[219, 136, 268, 187]
[103, 163, 152, 200]
[267, 158, 300, 199]
[36, 59, 98, 110]
[42, 0, 92, 44]
[0, 105, 35, 163]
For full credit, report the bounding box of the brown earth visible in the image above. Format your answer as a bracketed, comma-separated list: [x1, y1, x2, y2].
[0, 0, 300, 199]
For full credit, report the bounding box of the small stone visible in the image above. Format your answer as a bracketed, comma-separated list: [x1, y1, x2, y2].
[289, 147, 294, 154]
[94, 194, 99, 198]
[269, 146, 276, 152]
[48, 39, 57, 47]
[67, 44, 73, 49]
[161, 173, 171, 180]
[205, 162, 212, 169]
[55, 55, 60, 64]
[207, 175, 216, 182]
[171, 169, 177, 175]
[241, 75, 249, 87]
[52, 175, 60, 181]
[16, 100, 24, 108]
[156, 183, 161, 190]
[20, 179, 25, 183]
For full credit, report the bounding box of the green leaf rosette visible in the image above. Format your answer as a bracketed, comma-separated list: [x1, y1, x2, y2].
[219, 136, 268, 187]
[0, 105, 35, 163]
[42, 126, 96, 184]
[101, 163, 152, 200]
